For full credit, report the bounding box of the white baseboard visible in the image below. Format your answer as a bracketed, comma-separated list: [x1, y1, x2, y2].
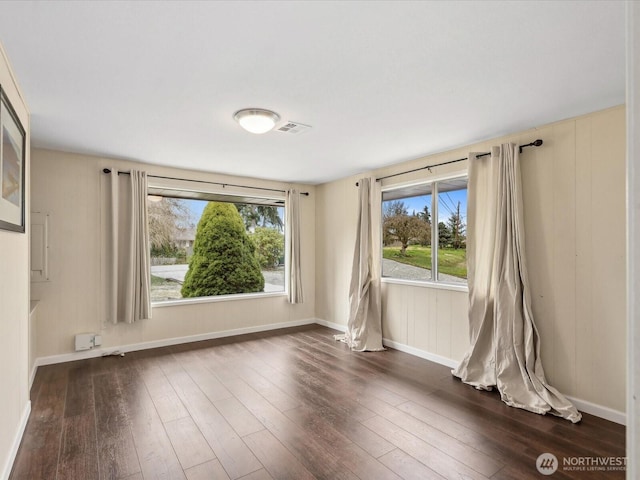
[1, 400, 30, 480]
[565, 395, 626, 425]
[34, 318, 317, 368]
[29, 364, 37, 391]
[313, 318, 347, 332]
[382, 337, 459, 369]
[361, 331, 627, 426]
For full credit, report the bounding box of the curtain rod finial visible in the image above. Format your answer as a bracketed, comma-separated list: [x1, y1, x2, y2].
[520, 139, 543, 153]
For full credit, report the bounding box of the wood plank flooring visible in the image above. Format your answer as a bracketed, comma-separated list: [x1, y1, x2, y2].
[10, 325, 625, 479]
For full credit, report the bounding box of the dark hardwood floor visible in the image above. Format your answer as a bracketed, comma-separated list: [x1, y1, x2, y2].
[10, 325, 625, 479]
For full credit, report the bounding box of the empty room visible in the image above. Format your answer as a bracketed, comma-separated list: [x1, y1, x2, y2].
[0, 1, 638, 479]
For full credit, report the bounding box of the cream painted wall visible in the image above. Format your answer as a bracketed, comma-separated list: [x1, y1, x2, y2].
[315, 176, 359, 326]
[30, 149, 315, 359]
[0, 45, 30, 478]
[316, 106, 627, 413]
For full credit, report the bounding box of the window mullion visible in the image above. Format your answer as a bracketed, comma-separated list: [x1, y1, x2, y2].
[431, 181, 439, 282]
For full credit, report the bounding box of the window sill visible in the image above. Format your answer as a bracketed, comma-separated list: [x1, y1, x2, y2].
[152, 290, 288, 308]
[381, 277, 468, 293]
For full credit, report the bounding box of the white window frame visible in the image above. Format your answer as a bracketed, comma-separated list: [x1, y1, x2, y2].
[381, 171, 468, 292]
[147, 178, 288, 307]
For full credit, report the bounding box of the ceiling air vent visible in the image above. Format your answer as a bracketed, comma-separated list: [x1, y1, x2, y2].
[276, 121, 312, 135]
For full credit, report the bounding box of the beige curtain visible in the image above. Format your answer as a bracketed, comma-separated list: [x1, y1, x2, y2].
[106, 169, 151, 324]
[286, 189, 304, 304]
[335, 177, 384, 351]
[452, 143, 581, 423]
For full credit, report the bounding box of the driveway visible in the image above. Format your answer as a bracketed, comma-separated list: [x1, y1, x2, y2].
[382, 258, 466, 284]
[151, 264, 285, 292]
[151, 264, 189, 282]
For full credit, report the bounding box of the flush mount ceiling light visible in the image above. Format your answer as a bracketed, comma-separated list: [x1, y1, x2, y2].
[233, 108, 280, 134]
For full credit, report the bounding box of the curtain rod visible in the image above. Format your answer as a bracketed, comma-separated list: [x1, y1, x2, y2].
[102, 169, 309, 196]
[356, 139, 543, 186]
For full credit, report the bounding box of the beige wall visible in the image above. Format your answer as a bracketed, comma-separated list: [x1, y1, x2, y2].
[316, 106, 627, 414]
[30, 149, 315, 359]
[315, 176, 359, 326]
[0, 45, 30, 478]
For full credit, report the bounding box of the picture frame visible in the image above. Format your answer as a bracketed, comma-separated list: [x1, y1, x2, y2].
[0, 84, 26, 233]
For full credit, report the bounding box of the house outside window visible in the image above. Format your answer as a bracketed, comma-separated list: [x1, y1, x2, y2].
[147, 188, 285, 303]
[382, 175, 467, 286]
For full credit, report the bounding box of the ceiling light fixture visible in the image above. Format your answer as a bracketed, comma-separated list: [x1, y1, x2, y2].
[233, 108, 280, 134]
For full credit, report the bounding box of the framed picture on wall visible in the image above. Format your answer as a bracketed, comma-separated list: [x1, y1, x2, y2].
[0, 84, 26, 233]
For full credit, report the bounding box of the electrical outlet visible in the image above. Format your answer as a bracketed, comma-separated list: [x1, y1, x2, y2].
[75, 333, 93, 351]
[75, 333, 102, 351]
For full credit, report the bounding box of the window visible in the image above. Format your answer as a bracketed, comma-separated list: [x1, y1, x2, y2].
[147, 189, 285, 303]
[382, 175, 467, 285]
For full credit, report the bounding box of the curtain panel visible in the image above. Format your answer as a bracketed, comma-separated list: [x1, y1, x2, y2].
[286, 188, 304, 304]
[452, 143, 581, 423]
[335, 177, 384, 351]
[106, 169, 151, 324]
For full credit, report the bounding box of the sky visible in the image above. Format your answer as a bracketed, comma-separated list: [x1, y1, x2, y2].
[390, 189, 467, 224]
[187, 199, 206, 224]
[180, 190, 467, 227]
[183, 199, 285, 229]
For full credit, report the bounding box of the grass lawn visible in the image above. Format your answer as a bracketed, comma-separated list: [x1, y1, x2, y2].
[383, 245, 467, 279]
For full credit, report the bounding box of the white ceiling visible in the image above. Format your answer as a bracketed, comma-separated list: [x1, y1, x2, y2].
[0, 1, 626, 185]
